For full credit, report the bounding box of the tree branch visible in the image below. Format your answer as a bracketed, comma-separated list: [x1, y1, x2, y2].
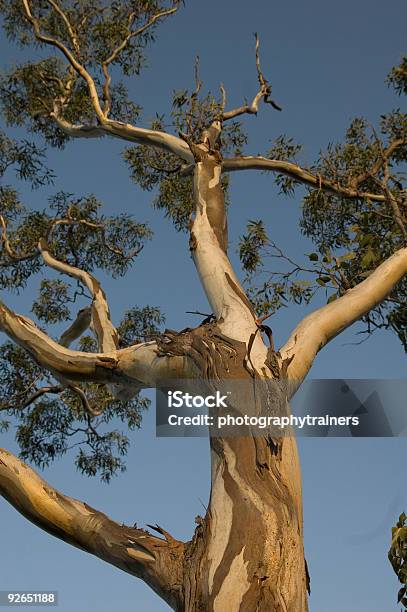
[68, 384, 102, 417]
[39, 239, 118, 352]
[22, 0, 105, 121]
[0, 448, 184, 609]
[222, 156, 387, 201]
[0, 300, 192, 392]
[101, 3, 179, 116]
[51, 108, 194, 161]
[371, 157, 407, 242]
[350, 138, 407, 190]
[185, 129, 269, 369]
[45, 0, 80, 53]
[279, 247, 407, 390]
[222, 33, 281, 121]
[59, 307, 92, 347]
[0, 385, 62, 413]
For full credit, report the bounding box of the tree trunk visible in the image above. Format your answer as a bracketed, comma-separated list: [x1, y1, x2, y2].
[181, 432, 308, 611]
[158, 322, 309, 612]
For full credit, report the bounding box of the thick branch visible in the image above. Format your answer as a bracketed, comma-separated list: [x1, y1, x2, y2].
[186, 134, 269, 369]
[52, 111, 194, 161]
[39, 239, 118, 352]
[222, 156, 387, 201]
[0, 448, 184, 609]
[0, 300, 188, 391]
[279, 247, 407, 388]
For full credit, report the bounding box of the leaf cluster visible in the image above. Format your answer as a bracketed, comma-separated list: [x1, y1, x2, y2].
[0, 297, 164, 481]
[0, 190, 152, 293]
[0, 0, 176, 146]
[389, 512, 407, 610]
[0, 130, 54, 186]
[245, 61, 407, 347]
[267, 134, 302, 196]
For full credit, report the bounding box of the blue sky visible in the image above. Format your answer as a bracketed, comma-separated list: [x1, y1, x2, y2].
[1, 0, 406, 610]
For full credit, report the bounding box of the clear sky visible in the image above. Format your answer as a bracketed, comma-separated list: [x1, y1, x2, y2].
[1, 1, 406, 610]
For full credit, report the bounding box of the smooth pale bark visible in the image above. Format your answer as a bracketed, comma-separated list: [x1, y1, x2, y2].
[52, 113, 194, 162]
[222, 157, 387, 202]
[279, 246, 407, 391]
[198, 434, 307, 612]
[188, 135, 269, 373]
[174, 132, 309, 609]
[0, 448, 184, 609]
[39, 239, 118, 352]
[1, 10, 406, 604]
[0, 300, 190, 391]
[59, 307, 92, 348]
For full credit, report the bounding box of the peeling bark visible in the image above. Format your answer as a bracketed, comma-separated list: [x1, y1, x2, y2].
[1, 319, 309, 611]
[0, 448, 184, 609]
[1, 63, 405, 607]
[158, 322, 308, 611]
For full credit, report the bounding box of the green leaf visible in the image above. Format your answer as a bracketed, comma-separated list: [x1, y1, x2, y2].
[327, 293, 338, 303]
[361, 246, 377, 268]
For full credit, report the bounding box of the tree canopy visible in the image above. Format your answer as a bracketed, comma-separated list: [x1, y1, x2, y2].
[0, 0, 406, 482]
[0, 2, 406, 609]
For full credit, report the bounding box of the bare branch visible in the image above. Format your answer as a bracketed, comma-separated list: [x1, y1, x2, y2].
[51, 110, 194, 161]
[279, 247, 407, 390]
[222, 33, 281, 121]
[0, 448, 184, 609]
[49, 113, 106, 138]
[38, 239, 118, 352]
[0, 299, 118, 383]
[185, 134, 269, 368]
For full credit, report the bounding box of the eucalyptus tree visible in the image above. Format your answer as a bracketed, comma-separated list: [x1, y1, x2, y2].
[0, 2, 406, 611]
